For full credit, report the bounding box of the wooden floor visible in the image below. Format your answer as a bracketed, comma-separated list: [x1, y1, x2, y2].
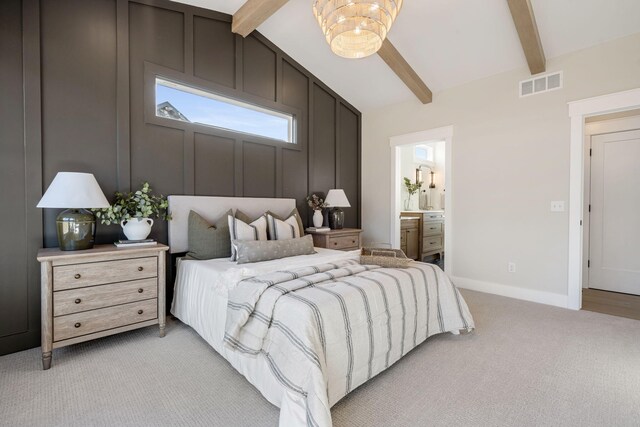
[582, 288, 640, 321]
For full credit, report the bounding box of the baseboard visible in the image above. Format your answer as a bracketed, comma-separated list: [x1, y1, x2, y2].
[451, 276, 569, 309]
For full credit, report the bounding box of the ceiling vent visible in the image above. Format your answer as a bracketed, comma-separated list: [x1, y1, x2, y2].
[519, 71, 563, 97]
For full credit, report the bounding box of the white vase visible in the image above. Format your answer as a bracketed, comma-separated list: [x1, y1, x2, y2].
[120, 218, 154, 240]
[313, 210, 323, 228]
[404, 196, 411, 211]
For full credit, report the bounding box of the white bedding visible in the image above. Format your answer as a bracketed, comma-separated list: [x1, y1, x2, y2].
[171, 249, 473, 427]
[170, 249, 361, 417]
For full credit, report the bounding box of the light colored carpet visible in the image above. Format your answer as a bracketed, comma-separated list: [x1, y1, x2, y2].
[1, 289, 639, 427]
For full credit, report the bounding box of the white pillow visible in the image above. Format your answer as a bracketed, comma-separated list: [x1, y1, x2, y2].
[267, 212, 302, 240]
[228, 211, 268, 261]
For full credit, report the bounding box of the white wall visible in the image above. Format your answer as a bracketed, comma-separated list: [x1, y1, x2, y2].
[398, 145, 418, 209]
[361, 32, 640, 306]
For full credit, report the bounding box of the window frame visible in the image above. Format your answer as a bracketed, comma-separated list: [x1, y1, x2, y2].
[144, 62, 302, 150]
[413, 144, 435, 165]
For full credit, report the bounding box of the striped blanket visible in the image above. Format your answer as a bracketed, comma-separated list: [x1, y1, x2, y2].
[224, 259, 474, 427]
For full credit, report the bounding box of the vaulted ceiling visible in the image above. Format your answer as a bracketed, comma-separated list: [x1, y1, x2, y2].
[174, 0, 640, 112]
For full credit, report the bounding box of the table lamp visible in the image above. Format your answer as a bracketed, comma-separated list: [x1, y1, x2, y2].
[325, 189, 351, 230]
[37, 172, 110, 251]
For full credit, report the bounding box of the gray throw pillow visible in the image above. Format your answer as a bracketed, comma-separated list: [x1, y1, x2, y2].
[233, 234, 316, 264]
[187, 209, 232, 260]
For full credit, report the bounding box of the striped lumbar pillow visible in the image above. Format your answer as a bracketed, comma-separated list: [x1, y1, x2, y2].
[228, 210, 268, 261]
[266, 210, 303, 241]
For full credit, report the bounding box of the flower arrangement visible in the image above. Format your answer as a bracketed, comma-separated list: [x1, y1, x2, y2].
[306, 194, 328, 211]
[403, 177, 422, 196]
[93, 182, 171, 225]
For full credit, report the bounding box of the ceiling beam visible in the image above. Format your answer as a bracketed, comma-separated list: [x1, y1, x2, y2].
[377, 39, 433, 104]
[507, 0, 546, 74]
[232, 0, 290, 37]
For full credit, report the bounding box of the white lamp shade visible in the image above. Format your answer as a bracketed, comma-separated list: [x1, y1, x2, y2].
[37, 172, 110, 209]
[325, 189, 351, 208]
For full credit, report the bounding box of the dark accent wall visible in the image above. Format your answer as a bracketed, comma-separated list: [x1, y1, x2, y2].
[0, 0, 361, 355]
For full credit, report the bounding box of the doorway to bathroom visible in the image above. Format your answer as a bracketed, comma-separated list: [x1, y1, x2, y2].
[390, 126, 453, 276]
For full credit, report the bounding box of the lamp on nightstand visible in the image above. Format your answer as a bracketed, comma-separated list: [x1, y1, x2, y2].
[37, 172, 110, 251]
[325, 189, 351, 230]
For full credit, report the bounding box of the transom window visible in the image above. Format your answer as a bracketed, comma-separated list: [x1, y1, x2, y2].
[155, 78, 295, 143]
[414, 144, 435, 163]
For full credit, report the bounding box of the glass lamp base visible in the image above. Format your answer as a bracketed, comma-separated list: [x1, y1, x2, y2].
[56, 208, 96, 251]
[328, 208, 345, 230]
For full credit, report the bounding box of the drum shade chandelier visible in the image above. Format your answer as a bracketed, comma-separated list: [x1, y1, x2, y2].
[313, 0, 403, 59]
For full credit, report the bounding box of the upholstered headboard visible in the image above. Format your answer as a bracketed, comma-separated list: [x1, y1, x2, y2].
[167, 195, 296, 254]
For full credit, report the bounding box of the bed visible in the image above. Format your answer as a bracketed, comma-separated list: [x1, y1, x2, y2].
[168, 196, 474, 427]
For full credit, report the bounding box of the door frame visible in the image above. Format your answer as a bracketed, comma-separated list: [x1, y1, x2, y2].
[389, 125, 453, 278]
[567, 88, 640, 309]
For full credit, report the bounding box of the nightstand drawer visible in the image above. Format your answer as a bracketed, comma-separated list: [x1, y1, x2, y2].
[53, 278, 158, 316]
[53, 257, 157, 290]
[328, 235, 360, 250]
[423, 235, 443, 251]
[423, 222, 443, 237]
[53, 298, 157, 342]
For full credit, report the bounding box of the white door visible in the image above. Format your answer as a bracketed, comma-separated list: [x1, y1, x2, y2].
[589, 129, 640, 294]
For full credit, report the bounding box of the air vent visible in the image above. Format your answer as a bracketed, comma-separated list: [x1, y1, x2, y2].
[519, 71, 563, 97]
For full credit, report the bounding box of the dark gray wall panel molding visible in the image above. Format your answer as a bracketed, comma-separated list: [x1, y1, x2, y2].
[40, 0, 119, 247]
[131, 124, 185, 197]
[0, 0, 28, 339]
[128, 2, 185, 73]
[243, 36, 277, 101]
[0, 0, 43, 355]
[194, 133, 236, 196]
[338, 104, 360, 229]
[1, 0, 360, 354]
[243, 142, 277, 197]
[310, 84, 337, 196]
[193, 16, 236, 88]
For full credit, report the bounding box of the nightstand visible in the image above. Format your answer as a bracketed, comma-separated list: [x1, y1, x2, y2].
[308, 228, 362, 251]
[37, 244, 169, 370]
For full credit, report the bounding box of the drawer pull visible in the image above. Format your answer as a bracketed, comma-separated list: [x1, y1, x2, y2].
[352, 240, 356, 244]
[138, 266, 144, 271]
[74, 322, 81, 328]
[334, 242, 338, 246]
[138, 309, 144, 315]
[74, 298, 82, 304]
[430, 242, 436, 245]
[74, 274, 81, 279]
[138, 288, 144, 293]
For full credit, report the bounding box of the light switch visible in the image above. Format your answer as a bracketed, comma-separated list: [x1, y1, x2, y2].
[550, 201, 565, 212]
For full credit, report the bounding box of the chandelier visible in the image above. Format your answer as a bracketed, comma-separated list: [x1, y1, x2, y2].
[313, 0, 403, 59]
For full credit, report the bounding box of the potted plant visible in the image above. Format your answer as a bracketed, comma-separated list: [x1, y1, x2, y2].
[93, 182, 171, 240]
[403, 177, 422, 210]
[306, 194, 328, 228]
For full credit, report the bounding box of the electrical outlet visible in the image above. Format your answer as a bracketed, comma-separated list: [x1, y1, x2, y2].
[508, 262, 516, 273]
[550, 201, 565, 212]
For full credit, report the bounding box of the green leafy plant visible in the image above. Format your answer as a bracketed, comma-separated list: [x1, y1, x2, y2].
[306, 194, 328, 211]
[93, 182, 171, 225]
[403, 177, 422, 196]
